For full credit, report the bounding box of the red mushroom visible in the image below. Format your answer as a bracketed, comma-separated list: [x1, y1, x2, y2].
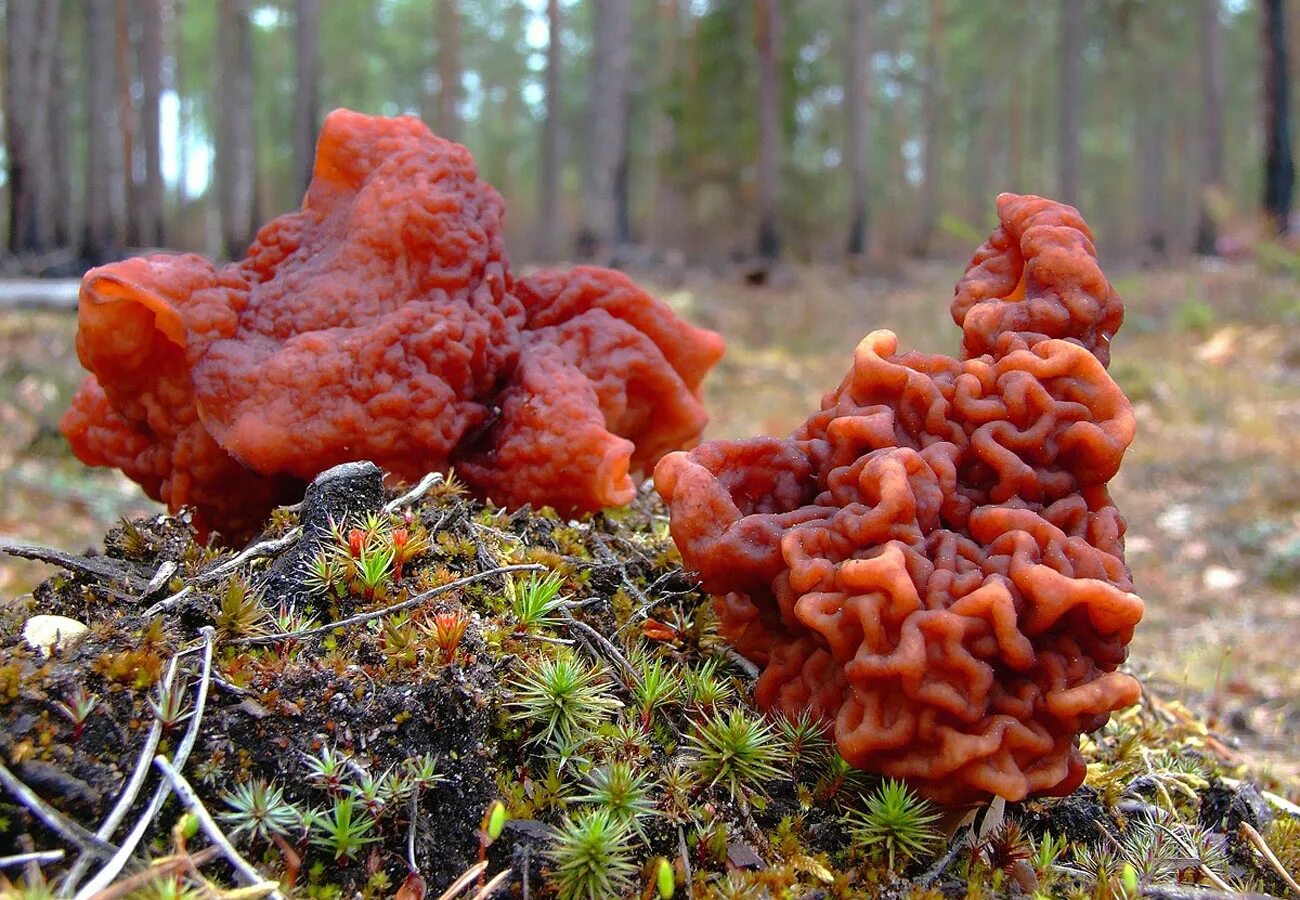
[61, 110, 724, 541]
[655, 194, 1143, 804]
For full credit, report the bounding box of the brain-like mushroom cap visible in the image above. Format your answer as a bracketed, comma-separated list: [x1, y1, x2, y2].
[655, 194, 1142, 804]
[61, 110, 724, 541]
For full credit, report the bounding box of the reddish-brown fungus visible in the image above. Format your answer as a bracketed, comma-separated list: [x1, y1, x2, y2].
[61, 110, 723, 541]
[655, 194, 1143, 804]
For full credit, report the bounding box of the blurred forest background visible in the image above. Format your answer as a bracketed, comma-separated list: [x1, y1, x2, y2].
[2, 0, 1296, 272]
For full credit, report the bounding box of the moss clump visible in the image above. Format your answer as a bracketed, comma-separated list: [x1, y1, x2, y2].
[1, 472, 1297, 898]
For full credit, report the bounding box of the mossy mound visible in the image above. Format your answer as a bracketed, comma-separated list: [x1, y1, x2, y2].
[1, 465, 1297, 898]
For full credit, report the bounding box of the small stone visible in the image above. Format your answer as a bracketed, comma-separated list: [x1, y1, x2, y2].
[21, 615, 88, 657]
[726, 842, 765, 870]
[1229, 782, 1275, 832]
[238, 697, 272, 719]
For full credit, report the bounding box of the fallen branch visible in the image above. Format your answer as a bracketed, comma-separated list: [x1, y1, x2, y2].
[563, 612, 640, 687]
[916, 829, 970, 888]
[152, 755, 281, 896]
[722, 649, 760, 680]
[139, 560, 177, 599]
[140, 585, 192, 620]
[587, 531, 655, 634]
[0, 762, 116, 857]
[1154, 822, 1234, 894]
[0, 536, 147, 592]
[194, 528, 302, 586]
[228, 563, 543, 646]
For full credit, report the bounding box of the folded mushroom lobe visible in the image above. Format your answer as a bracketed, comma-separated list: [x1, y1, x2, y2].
[61, 109, 724, 541]
[656, 194, 1144, 804]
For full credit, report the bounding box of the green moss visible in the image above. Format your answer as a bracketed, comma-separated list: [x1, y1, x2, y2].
[2, 483, 1295, 898]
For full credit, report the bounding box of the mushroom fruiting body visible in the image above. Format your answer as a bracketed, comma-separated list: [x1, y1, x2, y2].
[60, 110, 724, 542]
[655, 194, 1143, 804]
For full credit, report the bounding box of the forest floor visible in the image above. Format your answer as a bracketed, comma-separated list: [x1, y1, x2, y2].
[2, 258, 1299, 789]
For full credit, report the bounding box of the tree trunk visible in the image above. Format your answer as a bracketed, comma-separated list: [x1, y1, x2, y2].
[1194, 0, 1226, 254]
[437, 0, 462, 142]
[85, 0, 125, 265]
[1009, 14, 1025, 193]
[174, 0, 189, 215]
[293, 0, 321, 196]
[50, 15, 76, 251]
[137, 0, 165, 247]
[217, 0, 257, 259]
[580, 0, 632, 260]
[754, 0, 782, 261]
[845, 0, 870, 258]
[1135, 78, 1167, 262]
[913, 0, 942, 256]
[1262, 0, 1293, 235]
[5, 1, 62, 258]
[1058, 0, 1083, 206]
[650, 0, 686, 255]
[117, 0, 140, 246]
[539, 0, 562, 260]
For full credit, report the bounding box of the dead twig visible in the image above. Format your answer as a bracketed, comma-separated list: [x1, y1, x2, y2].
[140, 585, 192, 620]
[587, 531, 655, 635]
[0, 762, 117, 858]
[384, 471, 444, 514]
[435, 861, 488, 900]
[472, 868, 512, 899]
[84, 846, 221, 900]
[468, 523, 505, 571]
[516, 633, 575, 647]
[562, 611, 640, 687]
[228, 564, 543, 646]
[1154, 823, 1234, 894]
[76, 628, 216, 899]
[139, 560, 177, 598]
[722, 649, 760, 680]
[142, 528, 304, 619]
[0, 848, 65, 868]
[61, 656, 181, 893]
[194, 528, 302, 586]
[1240, 821, 1300, 896]
[151, 755, 281, 896]
[0, 536, 148, 592]
[916, 832, 970, 888]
